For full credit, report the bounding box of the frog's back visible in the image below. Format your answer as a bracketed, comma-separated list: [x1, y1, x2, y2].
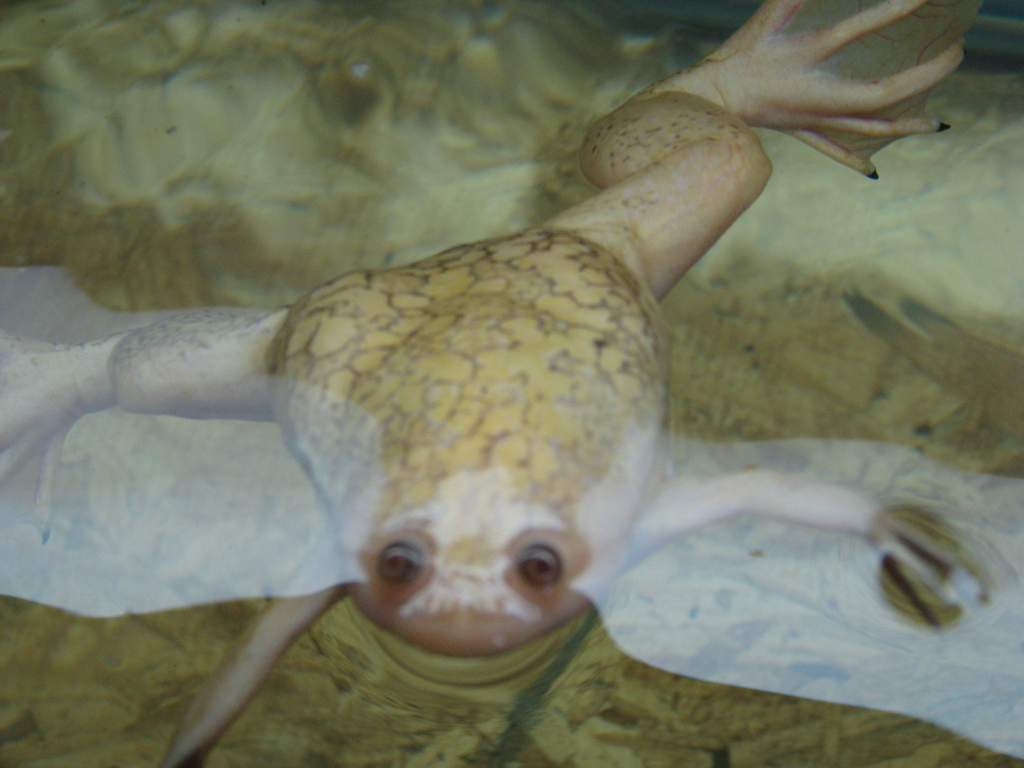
[269, 229, 667, 523]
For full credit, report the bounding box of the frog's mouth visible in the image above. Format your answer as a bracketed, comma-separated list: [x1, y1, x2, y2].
[359, 599, 598, 687]
[356, 585, 591, 658]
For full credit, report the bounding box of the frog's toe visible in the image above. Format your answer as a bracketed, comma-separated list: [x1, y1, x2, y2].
[809, 0, 939, 61]
[805, 115, 945, 139]
[788, 128, 879, 176]
[788, 110, 952, 177]
[830, 40, 963, 113]
[881, 554, 942, 626]
[872, 510, 989, 626]
[786, 36, 962, 176]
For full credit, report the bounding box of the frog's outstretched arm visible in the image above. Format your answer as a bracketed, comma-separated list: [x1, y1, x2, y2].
[551, 0, 974, 298]
[628, 465, 987, 627]
[0, 309, 286, 533]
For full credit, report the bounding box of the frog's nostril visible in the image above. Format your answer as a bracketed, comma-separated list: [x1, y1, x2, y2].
[377, 540, 425, 585]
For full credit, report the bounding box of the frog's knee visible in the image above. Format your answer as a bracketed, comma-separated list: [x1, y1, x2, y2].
[581, 92, 759, 189]
[720, 123, 772, 207]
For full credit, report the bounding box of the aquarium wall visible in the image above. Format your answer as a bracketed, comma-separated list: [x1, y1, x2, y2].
[591, 0, 1024, 59]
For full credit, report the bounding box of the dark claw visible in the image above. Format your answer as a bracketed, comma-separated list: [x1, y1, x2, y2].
[895, 530, 953, 578]
[937, 122, 951, 132]
[882, 554, 941, 628]
[866, 170, 880, 180]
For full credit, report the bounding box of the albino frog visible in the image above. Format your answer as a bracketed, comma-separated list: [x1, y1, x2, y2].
[0, 1, 984, 765]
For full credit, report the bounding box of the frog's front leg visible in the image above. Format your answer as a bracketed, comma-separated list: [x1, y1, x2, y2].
[631, 467, 987, 627]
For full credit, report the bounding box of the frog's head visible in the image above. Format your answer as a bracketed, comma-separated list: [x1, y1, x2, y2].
[349, 467, 590, 656]
[280, 320, 666, 656]
[348, 424, 664, 657]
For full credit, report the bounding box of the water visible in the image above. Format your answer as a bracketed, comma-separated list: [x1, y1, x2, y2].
[1, 1, 1022, 766]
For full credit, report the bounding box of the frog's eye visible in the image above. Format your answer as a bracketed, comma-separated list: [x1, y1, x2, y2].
[516, 543, 562, 589]
[377, 540, 424, 585]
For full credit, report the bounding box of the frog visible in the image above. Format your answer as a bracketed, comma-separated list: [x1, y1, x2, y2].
[0, 1, 984, 765]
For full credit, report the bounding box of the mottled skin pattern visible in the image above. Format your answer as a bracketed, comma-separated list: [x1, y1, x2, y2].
[0, 1, 982, 766]
[271, 229, 665, 528]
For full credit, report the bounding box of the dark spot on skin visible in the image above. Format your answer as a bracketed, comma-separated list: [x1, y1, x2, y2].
[913, 423, 933, 437]
[593, 338, 607, 350]
[743, 343, 755, 353]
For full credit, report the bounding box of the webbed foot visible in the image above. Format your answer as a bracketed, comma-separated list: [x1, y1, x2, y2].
[681, 0, 978, 175]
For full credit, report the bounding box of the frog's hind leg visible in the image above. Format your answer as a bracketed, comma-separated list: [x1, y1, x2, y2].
[549, 91, 773, 299]
[0, 309, 287, 539]
[0, 412, 70, 543]
[548, 0, 976, 299]
[0, 332, 108, 540]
